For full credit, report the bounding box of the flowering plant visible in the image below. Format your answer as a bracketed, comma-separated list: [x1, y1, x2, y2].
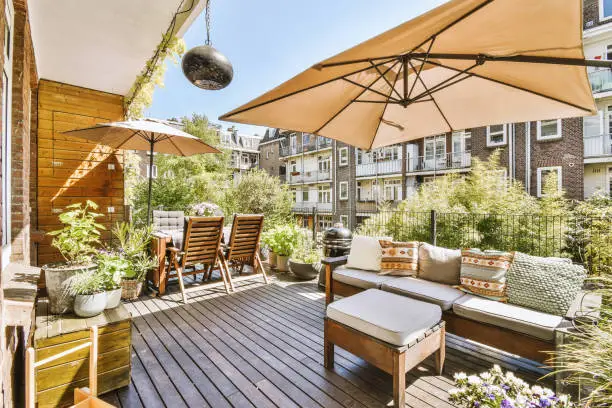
[191, 202, 223, 217]
[448, 365, 573, 408]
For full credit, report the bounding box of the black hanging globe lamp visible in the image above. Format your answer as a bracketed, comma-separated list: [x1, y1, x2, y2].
[182, 0, 233, 90]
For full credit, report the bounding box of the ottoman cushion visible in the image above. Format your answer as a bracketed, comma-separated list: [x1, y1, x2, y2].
[326, 289, 442, 346]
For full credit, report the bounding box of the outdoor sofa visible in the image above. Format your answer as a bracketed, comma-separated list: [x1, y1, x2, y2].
[323, 238, 600, 363]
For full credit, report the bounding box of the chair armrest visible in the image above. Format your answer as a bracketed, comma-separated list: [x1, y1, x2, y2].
[321, 256, 348, 267]
[167, 247, 181, 254]
[152, 231, 170, 239]
[566, 291, 602, 321]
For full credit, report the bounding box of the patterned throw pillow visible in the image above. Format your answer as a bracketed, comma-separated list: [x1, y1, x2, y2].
[378, 240, 419, 276]
[507, 252, 586, 316]
[459, 249, 514, 301]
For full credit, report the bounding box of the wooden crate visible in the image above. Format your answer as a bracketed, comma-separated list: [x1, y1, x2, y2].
[34, 300, 132, 408]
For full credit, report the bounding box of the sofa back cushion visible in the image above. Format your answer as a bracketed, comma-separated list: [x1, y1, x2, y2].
[377, 240, 419, 276]
[506, 252, 586, 316]
[459, 249, 514, 301]
[418, 243, 461, 285]
[345, 236, 384, 272]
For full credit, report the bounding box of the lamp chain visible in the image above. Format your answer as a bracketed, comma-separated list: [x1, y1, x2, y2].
[205, 0, 212, 45]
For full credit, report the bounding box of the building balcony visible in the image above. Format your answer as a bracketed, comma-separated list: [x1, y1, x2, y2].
[589, 69, 612, 94]
[280, 140, 333, 157]
[406, 151, 471, 173]
[356, 159, 402, 177]
[292, 202, 333, 213]
[356, 200, 401, 213]
[286, 170, 331, 184]
[231, 160, 259, 170]
[584, 134, 612, 159]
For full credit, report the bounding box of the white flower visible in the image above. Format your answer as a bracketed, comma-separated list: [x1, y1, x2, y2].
[531, 385, 544, 395]
[467, 375, 482, 385]
[492, 365, 502, 373]
[448, 388, 460, 395]
[454, 372, 467, 380]
[479, 372, 492, 381]
[542, 387, 555, 397]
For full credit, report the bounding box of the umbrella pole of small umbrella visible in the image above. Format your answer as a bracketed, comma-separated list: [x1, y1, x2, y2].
[146, 135, 155, 226]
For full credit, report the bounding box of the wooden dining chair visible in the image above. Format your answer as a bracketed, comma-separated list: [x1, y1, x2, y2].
[167, 216, 230, 302]
[219, 214, 268, 292]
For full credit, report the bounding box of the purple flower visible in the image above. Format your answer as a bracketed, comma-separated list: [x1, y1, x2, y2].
[488, 394, 496, 400]
[501, 400, 514, 408]
[502, 384, 510, 391]
[539, 397, 552, 407]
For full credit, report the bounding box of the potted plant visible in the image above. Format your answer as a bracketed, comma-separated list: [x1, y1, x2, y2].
[44, 201, 104, 314]
[261, 230, 276, 268]
[289, 231, 322, 280]
[69, 271, 106, 318]
[267, 224, 300, 272]
[97, 250, 128, 309]
[113, 222, 158, 300]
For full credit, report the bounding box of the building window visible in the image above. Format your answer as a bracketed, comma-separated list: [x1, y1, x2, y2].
[608, 167, 612, 196]
[146, 164, 158, 179]
[486, 124, 507, 146]
[290, 160, 297, 173]
[318, 155, 330, 173]
[266, 151, 270, 159]
[339, 181, 349, 200]
[291, 188, 297, 203]
[537, 119, 562, 141]
[383, 179, 402, 201]
[318, 185, 331, 203]
[537, 166, 562, 197]
[1, 0, 13, 268]
[318, 215, 333, 230]
[338, 147, 348, 166]
[601, 0, 612, 20]
[340, 215, 349, 228]
[302, 190, 309, 202]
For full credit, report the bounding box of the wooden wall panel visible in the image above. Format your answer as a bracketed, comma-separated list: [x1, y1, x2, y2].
[36, 80, 125, 265]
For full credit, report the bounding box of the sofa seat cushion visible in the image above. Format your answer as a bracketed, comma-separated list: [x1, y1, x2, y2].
[382, 277, 465, 311]
[326, 289, 442, 346]
[333, 266, 398, 289]
[452, 294, 563, 341]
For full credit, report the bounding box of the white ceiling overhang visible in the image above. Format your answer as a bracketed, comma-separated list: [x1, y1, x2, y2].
[28, 0, 206, 96]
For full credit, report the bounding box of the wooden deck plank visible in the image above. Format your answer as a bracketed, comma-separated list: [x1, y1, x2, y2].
[105, 275, 552, 407]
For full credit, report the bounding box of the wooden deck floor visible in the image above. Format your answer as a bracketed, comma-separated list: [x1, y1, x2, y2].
[102, 272, 551, 408]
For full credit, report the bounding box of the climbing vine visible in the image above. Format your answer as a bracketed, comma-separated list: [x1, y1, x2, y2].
[124, 33, 186, 119]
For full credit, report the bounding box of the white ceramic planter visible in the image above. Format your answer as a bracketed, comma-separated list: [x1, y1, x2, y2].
[74, 292, 107, 318]
[43, 263, 97, 314]
[269, 251, 277, 268]
[276, 255, 289, 272]
[105, 288, 122, 309]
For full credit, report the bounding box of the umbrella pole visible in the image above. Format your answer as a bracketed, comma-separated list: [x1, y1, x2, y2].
[147, 138, 154, 226]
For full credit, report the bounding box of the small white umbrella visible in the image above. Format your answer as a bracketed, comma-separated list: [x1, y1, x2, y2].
[65, 118, 221, 224]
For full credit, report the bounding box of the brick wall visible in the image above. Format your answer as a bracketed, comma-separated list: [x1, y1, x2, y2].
[333, 141, 356, 228]
[258, 140, 284, 180]
[583, 0, 608, 29]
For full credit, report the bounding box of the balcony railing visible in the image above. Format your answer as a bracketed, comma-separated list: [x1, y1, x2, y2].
[589, 69, 612, 94]
[584, 134, 612, 157]
[406, 151, 471, 173]
[356, 200, 401, 213]
[231, 160, 258, 170]
[356, 159, 402, 177]
[292, 202, 333, 213]
[286, 170, 331, 184]
[280, 139, 333, 157]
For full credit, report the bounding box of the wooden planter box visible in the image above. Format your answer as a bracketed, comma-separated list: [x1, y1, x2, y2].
[33, 300, 132, 408]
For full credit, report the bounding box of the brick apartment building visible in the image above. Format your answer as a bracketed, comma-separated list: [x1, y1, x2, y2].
[259, 0, 612, 231]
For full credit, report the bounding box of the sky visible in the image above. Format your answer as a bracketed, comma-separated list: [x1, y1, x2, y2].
[147, 0, 447, 137]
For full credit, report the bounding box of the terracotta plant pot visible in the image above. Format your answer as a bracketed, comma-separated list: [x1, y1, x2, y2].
[74, 292, 107, 318]
[268, 251, 277, 268]
[276, 255, 289, 272]
[121, 279, 143, 300]
[105, 288, 122, 309]
[43, 263, 97, 314]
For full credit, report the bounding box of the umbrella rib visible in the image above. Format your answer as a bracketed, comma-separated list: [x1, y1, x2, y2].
[408, 60, 453, 132]
[220, 57, 398, 120]
[314, 60, 400, 134]
[406, 61, 480, 104]
[369, 59, 404, 151]
[412, 57, 595, 113]
[407, 37, 436, 99]
[342, 77, 400, 102]
[114, 130, 140, 150]
[369, 60, 403, 100]
[168, 137, 187, 156]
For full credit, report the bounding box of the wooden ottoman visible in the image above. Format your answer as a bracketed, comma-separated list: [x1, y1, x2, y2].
[324, 289, 445, 408]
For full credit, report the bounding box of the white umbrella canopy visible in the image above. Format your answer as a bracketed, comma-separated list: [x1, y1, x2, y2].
[220, 0, 607, 150]
[65, 118, 221, 224]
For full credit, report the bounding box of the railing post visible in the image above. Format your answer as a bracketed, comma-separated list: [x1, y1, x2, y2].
[430, 209, 437, 246]
[312, 206, 317, 237]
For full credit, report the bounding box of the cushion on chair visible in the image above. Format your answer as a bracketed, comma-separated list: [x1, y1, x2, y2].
[345, 236, 384, 272]
[506, 252, 587, 316]
[418, 243, 462, 285]
[452, 294, 563, 341]
[333, 266, 398, 289]
[378, 240, 419, 276]
[153, 210, 185, 231]
[382, 277, 465, 311]
[459, 249, 514, 301]
[326, 289, 442, 346]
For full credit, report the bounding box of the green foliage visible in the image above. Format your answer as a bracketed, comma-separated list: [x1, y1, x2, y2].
[47, 201, 105, 265]
[68, 271, 105, 296]
[96, 251, 128, 290]
[112, 222, 158, 281]
[262, 224, 301, 256]
[220, 169, 293, 231]
[290, 229, 322, 264]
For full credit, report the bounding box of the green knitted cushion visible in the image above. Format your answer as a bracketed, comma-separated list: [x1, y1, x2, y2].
[506, 252, 586, 316]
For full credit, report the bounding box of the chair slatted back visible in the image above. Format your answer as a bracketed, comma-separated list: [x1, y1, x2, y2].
[226, 215, 264, 262]
[182, 216, 224, 268]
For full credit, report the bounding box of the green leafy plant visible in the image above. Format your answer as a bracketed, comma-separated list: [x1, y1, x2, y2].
[113, 222, 158, 281]
[290, 230, 322, 264]
[97, 251, 128, 290]
[47, 201, 105, 265]
[262, 224, 301, 257]
[68, 272, 105, 296]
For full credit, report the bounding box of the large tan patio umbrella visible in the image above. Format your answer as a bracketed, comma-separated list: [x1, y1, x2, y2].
[220, 0, 611, 150]
[65, 118, 220, 224]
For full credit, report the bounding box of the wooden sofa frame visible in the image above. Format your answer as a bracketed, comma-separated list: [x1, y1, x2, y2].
[323, 256, 554, 363]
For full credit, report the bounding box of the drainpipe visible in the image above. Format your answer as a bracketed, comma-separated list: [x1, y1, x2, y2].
[525, 122, 531, 194]
[508, 124, 513, 180]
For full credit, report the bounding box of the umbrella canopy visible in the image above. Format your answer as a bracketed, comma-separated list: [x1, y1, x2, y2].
[65, 118, 221, 224]
[64, 118, 221, 156]
[220, 0, 606, 150]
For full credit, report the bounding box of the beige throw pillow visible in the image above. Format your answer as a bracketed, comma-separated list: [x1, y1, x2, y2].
[418, 243, 461, 285]
[345, 236, 383, 272]
[378, 240, 419, 276]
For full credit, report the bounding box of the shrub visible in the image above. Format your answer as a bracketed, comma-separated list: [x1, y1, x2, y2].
[262, 224, 301, 257]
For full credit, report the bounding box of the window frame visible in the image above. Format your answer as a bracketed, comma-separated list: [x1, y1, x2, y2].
[338, 147, 349, 166]
[600, 0, 612, 21]
[536, 119, 562, 141]
[339, 181, 349, 200]
[1, 0, 13, 268]
[340, 215, 349, 228]
[536, 166, 563, 197]
[486, 124, 507, 147]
